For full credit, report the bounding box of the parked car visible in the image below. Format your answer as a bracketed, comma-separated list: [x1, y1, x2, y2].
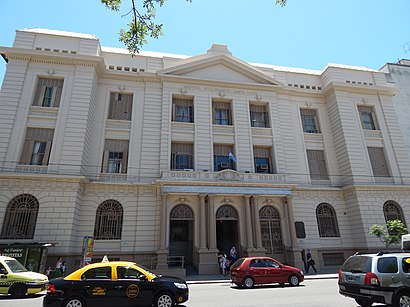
[230, 256, 304, 288]
[0, 255, 48, 297]
[44, 260, 189, 307]
[338, 251, 410, 307]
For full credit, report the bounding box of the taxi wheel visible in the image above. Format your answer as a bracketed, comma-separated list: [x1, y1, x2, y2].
[63, 296, 86, 307]
[154, 291, 175, 307]
[9, 284, 26, 297]
[242, 276, 255, 288]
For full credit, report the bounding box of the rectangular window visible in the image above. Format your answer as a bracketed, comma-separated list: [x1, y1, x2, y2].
[254, 147, 273, 173]
[102, 140, 129, 174]
[300, 109, 320, 133]
[250, 104, 269, 128]
[171, 143, 193, 170]
[20, 128, 54, 165]
[172, 97, 194, 123]
[32, 78, 64, 107]
[213, 144, 235, 171]
[358, 105, 378, 130]
[368, 147, 390, 177]
[108, 92, 133, 120]
[213, 101, 232, 125]
[307, 149, 329, 180]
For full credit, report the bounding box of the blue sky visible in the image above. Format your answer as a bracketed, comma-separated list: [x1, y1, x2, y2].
[0, 0, 409, 86]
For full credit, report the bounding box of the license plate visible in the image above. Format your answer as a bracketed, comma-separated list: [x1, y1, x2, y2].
[346, 275, 358, 282]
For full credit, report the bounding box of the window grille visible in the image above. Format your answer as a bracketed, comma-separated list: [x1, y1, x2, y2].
[322, 253, 344, 266]
[213, 101, 232, 125]
[316, 203, 340, 237]
[216, 205, 238, 220]
[170, 205, 194, 220]
[300, 109, 320, 133]
[0, 194, 39, 239]
[213, 145, 235, 171]
[383, 201, 406, 227]
[307, 150, 329, 180]
[171, 143, 193, 170]
[358, 105, 378, 130]
[172, 98, 194, 123]
[254, 147, 273, 173]
[250, 104, 269, 128]
[94, 200, 123, 240]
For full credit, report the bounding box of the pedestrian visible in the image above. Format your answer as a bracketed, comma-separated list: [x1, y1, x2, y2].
[305, 249, 317, 274]
[55, 257, 63, 273]
[61, 261, 66, 276]
[45, 265, 52, 278]
[229, 246, 237, 264]
[218, 252, 228, 276]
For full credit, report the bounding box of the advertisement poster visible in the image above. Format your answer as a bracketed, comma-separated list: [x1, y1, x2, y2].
[82, 236, 94, 266]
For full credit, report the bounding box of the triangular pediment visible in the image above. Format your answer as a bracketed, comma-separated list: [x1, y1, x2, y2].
[159, 45, 283, 87]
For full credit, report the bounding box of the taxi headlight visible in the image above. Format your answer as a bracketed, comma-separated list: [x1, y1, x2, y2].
[174, 282, 187, 289]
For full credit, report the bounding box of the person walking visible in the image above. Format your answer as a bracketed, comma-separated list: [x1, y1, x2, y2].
[305, 249, 317, 274]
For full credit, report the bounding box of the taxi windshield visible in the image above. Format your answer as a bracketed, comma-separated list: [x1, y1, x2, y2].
[134, 263, 157, 277]
[4, 259, 28, 273]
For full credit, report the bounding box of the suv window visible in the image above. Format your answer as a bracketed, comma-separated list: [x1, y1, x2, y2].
[377, 257, 398, 273]
[341, 255, 372, 272]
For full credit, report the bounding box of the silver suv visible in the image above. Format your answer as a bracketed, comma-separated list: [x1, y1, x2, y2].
[338, 252, 410, 307]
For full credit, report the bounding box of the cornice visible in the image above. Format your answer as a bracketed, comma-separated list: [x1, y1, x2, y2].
[0, 46, 106, 75]
[322, 81, 397, 96]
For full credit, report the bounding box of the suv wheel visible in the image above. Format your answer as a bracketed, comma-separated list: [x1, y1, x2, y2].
[394, 292, 410, 307]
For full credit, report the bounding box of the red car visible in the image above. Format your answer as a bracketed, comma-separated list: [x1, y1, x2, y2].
[230, 257, 304, 288]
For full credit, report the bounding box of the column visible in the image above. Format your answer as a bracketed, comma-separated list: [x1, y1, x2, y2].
[208, 195, 216, 249]
[244, 195, 254, 250]
[159, 194, 168, 250]
[157, 194, 169, 270]
[286, 196, 297, 247]
[252, 196, 263, 249]
[199, 194, 207, 250]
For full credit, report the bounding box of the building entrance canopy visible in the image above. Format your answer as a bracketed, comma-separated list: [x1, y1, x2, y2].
[162, 185, 292, 195]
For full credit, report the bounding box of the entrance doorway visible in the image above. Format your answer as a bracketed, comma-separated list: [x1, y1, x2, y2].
[216, 205, 239, 255]
[260, 206, 284, 257]
[169, 205, 194, 267]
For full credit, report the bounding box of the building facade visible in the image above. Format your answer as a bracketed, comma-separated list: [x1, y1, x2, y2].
[0, 28, 410, 275]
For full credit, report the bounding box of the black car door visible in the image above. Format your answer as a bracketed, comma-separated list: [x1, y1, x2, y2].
[115, 266, 156, 306]
[79, 265, 116, 307]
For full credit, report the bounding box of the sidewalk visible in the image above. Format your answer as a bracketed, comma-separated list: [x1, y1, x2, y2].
[185, 272, 338, 284]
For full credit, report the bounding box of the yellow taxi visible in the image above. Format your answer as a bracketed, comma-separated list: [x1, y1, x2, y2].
[44, 260, 189, 307]
[0, 255, 48, 297]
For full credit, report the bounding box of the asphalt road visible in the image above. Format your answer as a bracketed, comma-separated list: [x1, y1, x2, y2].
[183, 279, 390, 307]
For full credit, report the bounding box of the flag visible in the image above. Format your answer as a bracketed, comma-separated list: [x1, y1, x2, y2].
[228, 152, 237, 163]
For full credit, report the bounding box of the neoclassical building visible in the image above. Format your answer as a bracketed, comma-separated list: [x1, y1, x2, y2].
[0, 28, 409, 275]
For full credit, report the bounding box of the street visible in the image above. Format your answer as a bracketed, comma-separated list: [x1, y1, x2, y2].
[184, 279, 389, 307]
[0, 279, 392, 307]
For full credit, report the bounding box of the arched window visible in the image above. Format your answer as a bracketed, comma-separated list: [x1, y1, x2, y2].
[170, 205, 194, 220]
[383, 201, 406, 226]
[216, 205, 238, 220]
[94, 200, 123, 240]
[1, 194, 39, 239]
[316, 203, 340, 237]
[259, 206, 283, 254]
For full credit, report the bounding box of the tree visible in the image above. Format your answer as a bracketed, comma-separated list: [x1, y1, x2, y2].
[101, 0, 288, 54]
[369, 219, 407, 248]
